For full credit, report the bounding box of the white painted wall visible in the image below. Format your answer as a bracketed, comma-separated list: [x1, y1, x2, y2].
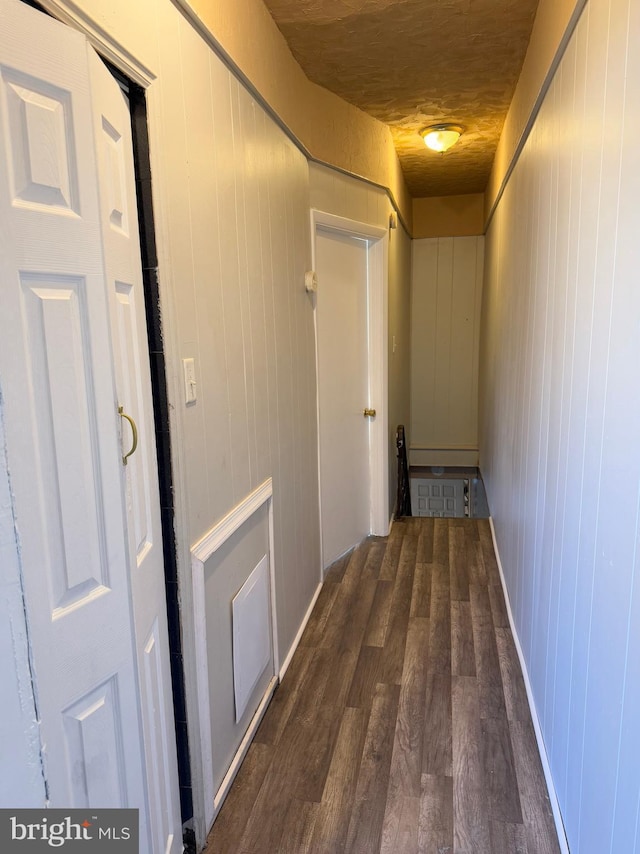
[309, 163, 411, 518]
[410, 236, 484, 467]
[479, 0, 640, 850]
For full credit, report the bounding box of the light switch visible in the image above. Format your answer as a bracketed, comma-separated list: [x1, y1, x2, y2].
[183, 357, 197, 405]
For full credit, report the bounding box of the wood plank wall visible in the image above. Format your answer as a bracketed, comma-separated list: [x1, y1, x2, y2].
[479, 0, 640, 850]
[148, 6, 321, 662]
[410, 237, 484, 467]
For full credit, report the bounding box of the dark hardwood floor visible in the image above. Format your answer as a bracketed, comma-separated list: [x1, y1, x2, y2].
[204, 518, 561, 854]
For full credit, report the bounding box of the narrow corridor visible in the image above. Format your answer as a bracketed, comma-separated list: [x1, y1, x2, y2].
[205, 518, 560, 853]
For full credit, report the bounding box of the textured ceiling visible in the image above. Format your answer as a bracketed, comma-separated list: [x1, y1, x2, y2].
[262, 0, 539, 197]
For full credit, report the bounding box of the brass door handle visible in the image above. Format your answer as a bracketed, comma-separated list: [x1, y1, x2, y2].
[363, 408, 376, 418]
[118, 405, 138, 465]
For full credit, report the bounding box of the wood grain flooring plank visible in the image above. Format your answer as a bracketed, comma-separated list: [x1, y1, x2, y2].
[346, 644, 382, 709]
[452, 601, 476, 677]
[422, 671, 452, 777]
[361, 539, 387, 582]
[379, 600, 412, 686]
[379, 536, 417, 685]
[469, 582, 493, 631]
[428, 563, 451, 674]
[299, 581, 340, 648]
[381, 617, 430, 850]
[311, 707, 368, 853]
[405, 517, 424, 537]
[379, 522, 406, 581]
[321, 562, 374, 651]
[468, 540, 488, 586]
[418, 774, 453, 854]
[473, 625, 507, 720]
[334, 577, 378, 659]
[340, 538, 371, 593]
[480, 716, 523, 824]
[417, 517, 434, 563]
[240, 698, 347, 853]
[496, 628, 531, 722]
[254, 645, 315, 746]
[465, 519, 480, 542]
[510, 719, 561, 854]
[203, 742, 273, 853]
[381, 796, 420, 854]
[286, 646, 335, 727]
[324, 549, 353, 584]
[400, 532, 419, 566]
[470, 583, 507, 719]
[477, 520, 502, 586]
[488, 582, 510, 629]
[452, 675, 491, 854]
[286, 705, 342, 800]
[449, 524, 470, 602]
[322, 647, 360, 711]
[489, 820, 529, 854]
[344, 682, 401, 854]
[275, 799, 318, 854]
[410, 561, 432, 618]
[364, 579, 395, 647]
[433, 518, 450, 565]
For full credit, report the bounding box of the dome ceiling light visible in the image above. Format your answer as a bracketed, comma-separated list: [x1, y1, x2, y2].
[420, 124, 463, 153]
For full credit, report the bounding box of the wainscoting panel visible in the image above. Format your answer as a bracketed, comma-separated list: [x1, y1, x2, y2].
[191, 480, 277, 828]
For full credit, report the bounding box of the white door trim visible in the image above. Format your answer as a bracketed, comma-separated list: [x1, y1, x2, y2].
[34, 0, 156, 87]
[310, 209, 389, 573]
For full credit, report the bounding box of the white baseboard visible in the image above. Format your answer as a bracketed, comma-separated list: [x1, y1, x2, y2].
[488, 517, 569, 854]
[278, 582, 322, 681]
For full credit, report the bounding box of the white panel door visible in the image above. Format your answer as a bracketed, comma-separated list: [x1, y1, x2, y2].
[88, 51, 182, 853]
[316, 227, 370, 567]
[0, 3, 180, 850]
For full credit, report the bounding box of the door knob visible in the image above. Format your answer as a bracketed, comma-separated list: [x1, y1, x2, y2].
[363, 408, 376, 418]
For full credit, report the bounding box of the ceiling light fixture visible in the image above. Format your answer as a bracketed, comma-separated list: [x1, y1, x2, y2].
[420, 124, 463, 153]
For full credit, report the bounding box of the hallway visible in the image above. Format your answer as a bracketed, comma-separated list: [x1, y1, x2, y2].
[204, 518, 560, 853]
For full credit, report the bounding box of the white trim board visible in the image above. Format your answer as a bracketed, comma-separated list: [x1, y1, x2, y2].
[35, 0, 156, 87]
[190, 478, 278, 832]
[488, 517, 569, 854]
[310, 209, 389, 573]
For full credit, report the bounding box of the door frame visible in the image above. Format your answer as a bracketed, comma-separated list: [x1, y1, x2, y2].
[310, 209, 389, 573]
